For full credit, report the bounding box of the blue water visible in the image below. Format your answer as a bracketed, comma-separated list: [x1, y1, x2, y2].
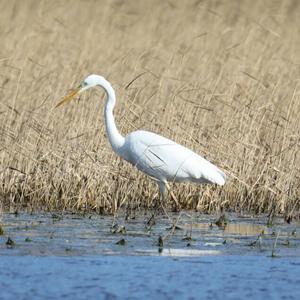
[1, 213, 300, 299]
[1, 255, 300, 300]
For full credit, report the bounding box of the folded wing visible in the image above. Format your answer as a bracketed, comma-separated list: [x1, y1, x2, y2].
[123, 130, 225, 185]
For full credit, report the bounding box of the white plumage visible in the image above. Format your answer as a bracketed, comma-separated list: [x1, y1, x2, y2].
[124, 130, 225, 185]
[56, 74, 226, 205]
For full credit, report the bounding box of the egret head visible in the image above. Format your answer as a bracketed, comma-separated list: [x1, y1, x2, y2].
[81, 74, 104, 90]
[55, 74, 105, 108]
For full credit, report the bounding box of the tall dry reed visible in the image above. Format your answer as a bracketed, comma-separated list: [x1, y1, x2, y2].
[0, 0, 299, 218]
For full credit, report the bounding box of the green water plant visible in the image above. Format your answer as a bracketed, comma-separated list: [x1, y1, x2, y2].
[0, 224, 4, 235]
[158, 236, 163, 253]
[215, 214, 228, 228]
[6, 237, 15, 248]
[116, 238, 126, 245]
[271, 231, 280, 258]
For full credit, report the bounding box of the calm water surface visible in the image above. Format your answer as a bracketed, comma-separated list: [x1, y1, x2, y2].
[0, 212, 300, 299]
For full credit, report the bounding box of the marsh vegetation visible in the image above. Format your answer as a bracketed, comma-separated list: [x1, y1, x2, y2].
[0, 0, 299, 218]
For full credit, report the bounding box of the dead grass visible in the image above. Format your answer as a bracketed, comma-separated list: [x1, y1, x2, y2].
[0, 0, 299, 217]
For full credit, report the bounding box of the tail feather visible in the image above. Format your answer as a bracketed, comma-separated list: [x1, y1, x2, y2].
[204, 164, 226, 186]
[215, 169, 226, 185]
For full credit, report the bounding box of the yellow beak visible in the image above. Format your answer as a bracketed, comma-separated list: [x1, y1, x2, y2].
[55, 86, 81, 108]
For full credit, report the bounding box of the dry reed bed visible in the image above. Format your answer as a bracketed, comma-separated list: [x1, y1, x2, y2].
[0, 0, 299, 217]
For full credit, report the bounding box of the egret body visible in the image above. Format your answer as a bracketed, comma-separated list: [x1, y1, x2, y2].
[56, 75, 225, 207]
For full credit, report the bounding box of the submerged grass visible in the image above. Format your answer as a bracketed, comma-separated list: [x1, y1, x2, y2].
[0, 0, 299, 217]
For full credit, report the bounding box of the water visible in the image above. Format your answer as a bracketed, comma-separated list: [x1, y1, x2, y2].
[1, 255, 300, 300]
[0, 212, 300, 299]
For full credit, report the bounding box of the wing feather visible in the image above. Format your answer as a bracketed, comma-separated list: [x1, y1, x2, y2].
[123, 130, 225, 185]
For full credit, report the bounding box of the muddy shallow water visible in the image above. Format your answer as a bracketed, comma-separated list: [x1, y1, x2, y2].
[0, 212, 300, 299]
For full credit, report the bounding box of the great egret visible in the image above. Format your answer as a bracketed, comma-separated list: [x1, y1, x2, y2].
[56, 74, 225, 208]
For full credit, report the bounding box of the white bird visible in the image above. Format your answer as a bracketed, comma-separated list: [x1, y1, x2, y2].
[56, 74, 225, 208]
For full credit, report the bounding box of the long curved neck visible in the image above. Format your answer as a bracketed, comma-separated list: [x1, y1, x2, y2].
[97, 78, 125, 154]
